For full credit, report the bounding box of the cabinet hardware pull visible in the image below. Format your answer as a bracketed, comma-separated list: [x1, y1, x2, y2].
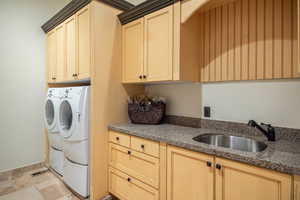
[52, 77, 56, 80]
[139, 75, 142, 79]
[143, 75, 147, 79]
[127, 178, 131, 182]
[216, 164, 222, 170]
[141, 144, 145, 149]
[74, 74, 78, 76]
[116, 137, 119, 141]
[128, 151, 131, 155]
[206, 161, 212, 167]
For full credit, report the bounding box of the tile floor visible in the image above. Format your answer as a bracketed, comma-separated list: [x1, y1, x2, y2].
[0, 167, 80, 200]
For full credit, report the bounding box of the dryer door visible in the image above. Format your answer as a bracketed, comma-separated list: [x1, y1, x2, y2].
[44, 98, 56, 132]
[59, 99, 76, 139]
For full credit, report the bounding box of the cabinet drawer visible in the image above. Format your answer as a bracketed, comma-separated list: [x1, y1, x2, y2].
[131, 136, 159, 158]
[109, 131, 130, 148]
[109, 167, 159, 200]
[109, 143, 159, 188]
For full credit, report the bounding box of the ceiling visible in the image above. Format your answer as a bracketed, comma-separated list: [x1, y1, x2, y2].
[126, 0, 147, 6]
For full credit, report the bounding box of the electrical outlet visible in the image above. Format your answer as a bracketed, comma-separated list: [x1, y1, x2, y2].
[204, 106, 211, 118]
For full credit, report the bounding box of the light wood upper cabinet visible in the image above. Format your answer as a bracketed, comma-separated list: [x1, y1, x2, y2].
[76, 5, 91, 80]
[46, 30, 57, 83]
[167, 146, 214, 200]
[65, 16, 76, 81]
[122, 19, 144, 83]
[215, 157, 292, 200]
[122, 4, 199, 83]
[46, 5, 91, 83]
[55, 24, 66, 82]
[144, 6, 173, 82]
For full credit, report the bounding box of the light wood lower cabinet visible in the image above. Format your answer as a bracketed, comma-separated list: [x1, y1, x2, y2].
[167, 146, 214, 200]
[109, 167, 159, 200]
[295, 176, 300, 200]
[109, 143, 159, 188]
[215, 157, 292, 200]
[109, 132, 294, 200]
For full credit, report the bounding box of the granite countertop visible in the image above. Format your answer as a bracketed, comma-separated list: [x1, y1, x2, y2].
[108, 123, 300, 175]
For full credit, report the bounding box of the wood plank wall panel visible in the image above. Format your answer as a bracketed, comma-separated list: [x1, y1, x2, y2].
[200, 0, 300, 82]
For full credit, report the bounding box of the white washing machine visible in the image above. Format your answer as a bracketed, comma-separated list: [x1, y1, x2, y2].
[44, 88, 64, 176]
[58, 86, 90, 198]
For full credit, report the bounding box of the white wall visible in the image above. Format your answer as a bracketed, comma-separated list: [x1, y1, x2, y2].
[146, 83, 202, 118]
[0, 0, 70, 172]
[146, 79, 300, 129]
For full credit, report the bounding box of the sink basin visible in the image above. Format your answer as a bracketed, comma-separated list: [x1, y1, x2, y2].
[193, 134, 267, 153]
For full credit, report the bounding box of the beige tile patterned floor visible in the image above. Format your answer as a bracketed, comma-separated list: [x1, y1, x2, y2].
[0, 168, 80, 200]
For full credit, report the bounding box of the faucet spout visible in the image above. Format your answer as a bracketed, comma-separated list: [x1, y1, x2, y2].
[248, 120, 276, 142]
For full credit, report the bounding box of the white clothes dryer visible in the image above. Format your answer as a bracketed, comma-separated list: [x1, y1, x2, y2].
[44, 88, 64, 176]
[58, 86, 90, 198]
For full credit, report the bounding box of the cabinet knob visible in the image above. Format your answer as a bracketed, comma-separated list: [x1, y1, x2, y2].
[206, 161, 212, 167]
[143, 75, 147, 79]
[141, 144, 145, 149]
[216, 164, 222, 170]
[139, 75, 142, 79]
[128, 151, 131, 155]
[127, 178, 131, 182]
[74, 74, 78, 77]
[116, 137, 119, 141]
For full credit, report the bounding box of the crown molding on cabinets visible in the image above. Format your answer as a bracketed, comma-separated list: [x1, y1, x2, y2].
[118, 0, 180, 25]
[41, 0, 134, 33]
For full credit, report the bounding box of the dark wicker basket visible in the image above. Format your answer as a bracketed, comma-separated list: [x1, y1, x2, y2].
[128, 102, 166, 125]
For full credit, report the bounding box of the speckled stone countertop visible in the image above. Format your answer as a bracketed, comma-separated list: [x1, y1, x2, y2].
[108, 123, 300, 175]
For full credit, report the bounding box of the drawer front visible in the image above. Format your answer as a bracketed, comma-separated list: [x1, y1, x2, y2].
[131, 136, 159, 158]
[109, 131, 130, 148]
[109, 143, 159, 188]
[109, 167, 159, 200]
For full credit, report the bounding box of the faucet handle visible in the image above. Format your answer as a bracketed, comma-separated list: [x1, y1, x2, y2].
[261, 122, 272, 127]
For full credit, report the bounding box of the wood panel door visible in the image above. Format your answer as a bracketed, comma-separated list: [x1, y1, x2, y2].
[109, 143, 159, 188]
[295, 176, 300, 200]
[167, 146, 214, 200]
[76, 5, 91, 80]
[122, 19, 144, 83]
[109, 167, 159, 200]
[55, 24, 66, 82]
[65, 16, 77, 81]
[144, 6, 174, 82]
[46, 30, 57, 83]
[215, 158, 292, 200]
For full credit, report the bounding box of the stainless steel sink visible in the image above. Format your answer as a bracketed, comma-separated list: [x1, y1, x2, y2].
[193, 134, 267, 153]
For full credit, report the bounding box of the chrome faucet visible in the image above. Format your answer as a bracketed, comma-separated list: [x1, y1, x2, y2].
[248, 120, 276, 142]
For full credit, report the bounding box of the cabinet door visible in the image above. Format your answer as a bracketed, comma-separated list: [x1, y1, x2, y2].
[215, 158, 292, 200]
[295, 176, 300, 200]
[46, 30, 56, 83]
[167, 146, 214, 200]
[55, 24, 66, 82]
[144, 6, 173, 82]
[76, 5, 91, 80]
[65, 16, 76, 81]
[122, 19, 144, 83]
[109, 167, 159, 200]
[109, 143, 159, 188]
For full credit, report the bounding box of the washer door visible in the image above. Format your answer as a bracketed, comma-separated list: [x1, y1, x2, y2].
[44, 98, 56, 131]
[59, 99, 75, 138]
